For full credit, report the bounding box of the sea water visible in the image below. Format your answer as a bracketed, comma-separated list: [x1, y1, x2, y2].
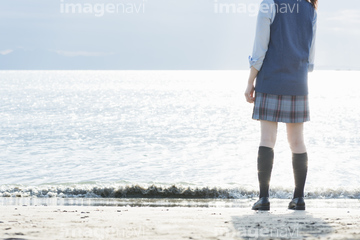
[0, 70, 359, 199]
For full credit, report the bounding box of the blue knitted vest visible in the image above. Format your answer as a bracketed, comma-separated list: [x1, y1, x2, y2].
[255, 0, 314, 96]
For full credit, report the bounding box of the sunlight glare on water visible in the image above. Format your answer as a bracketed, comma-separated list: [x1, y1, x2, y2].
[0, 70, 359, 196]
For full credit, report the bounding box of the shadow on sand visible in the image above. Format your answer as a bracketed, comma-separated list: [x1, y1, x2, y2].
[228, 210, 333, 239]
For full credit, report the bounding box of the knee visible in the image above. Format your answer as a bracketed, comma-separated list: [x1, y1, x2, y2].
[260, 136, 277, 148]
[288, 138, 306, 153]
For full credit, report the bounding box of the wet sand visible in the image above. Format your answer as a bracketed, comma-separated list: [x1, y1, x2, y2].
[0, 199, 360, 239]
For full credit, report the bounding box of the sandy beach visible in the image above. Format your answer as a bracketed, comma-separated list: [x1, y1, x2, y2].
[1, 199, 360, 239]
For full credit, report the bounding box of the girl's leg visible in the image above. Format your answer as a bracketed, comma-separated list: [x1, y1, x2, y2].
[286, 123, 308, 199]
[260, 120, 278, 148]
[286, 122, 306, 153]
[257, 120, 277, 198]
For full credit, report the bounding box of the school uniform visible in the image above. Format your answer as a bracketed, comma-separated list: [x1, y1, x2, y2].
[249, 0, 317, 123]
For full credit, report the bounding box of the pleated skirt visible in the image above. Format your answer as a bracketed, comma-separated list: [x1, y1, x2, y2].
[252, 92, 310, 123]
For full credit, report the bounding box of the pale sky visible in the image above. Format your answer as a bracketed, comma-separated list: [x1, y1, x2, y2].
[0, 0, 359, 70]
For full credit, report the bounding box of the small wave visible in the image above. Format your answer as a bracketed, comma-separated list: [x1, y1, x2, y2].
[0, 184, 359, 199]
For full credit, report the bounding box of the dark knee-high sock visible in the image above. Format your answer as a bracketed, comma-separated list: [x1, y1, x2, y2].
[292, 152, 308, 198]
[257, 146, 274, 198]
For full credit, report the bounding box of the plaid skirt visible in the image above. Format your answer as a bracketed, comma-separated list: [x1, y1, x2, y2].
[252, 92, 310, 123]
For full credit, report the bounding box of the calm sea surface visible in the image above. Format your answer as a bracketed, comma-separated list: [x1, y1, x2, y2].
[0, 70, 359, 199]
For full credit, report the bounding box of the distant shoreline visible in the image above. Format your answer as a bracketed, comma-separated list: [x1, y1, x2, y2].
[0, 69, 359, 71]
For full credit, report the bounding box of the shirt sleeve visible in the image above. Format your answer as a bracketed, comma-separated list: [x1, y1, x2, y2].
[308, 10, 317, 72]
[249, 0, 276, 71]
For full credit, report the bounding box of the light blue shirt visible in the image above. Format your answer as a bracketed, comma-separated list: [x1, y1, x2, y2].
[249, 0, 317, 72]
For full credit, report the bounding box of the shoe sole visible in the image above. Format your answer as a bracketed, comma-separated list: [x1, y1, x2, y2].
[288, 206, 305, 210]
[252, 204, 270, 211]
